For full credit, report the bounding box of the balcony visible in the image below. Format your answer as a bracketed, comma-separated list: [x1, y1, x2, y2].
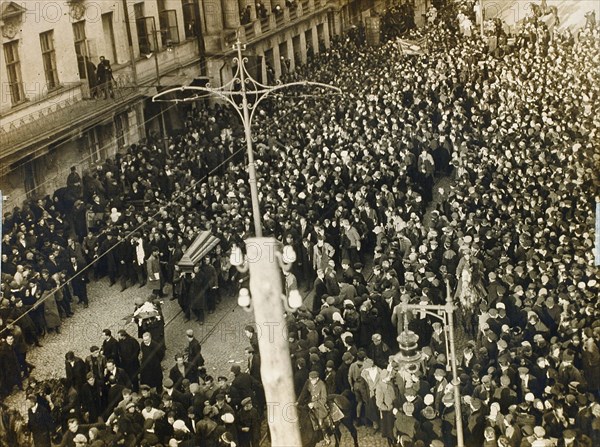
[245, 21, 256, 40]
[0, 39, 201, 168]
[0, 72, 141, 169]
[260, 15, 270, 32]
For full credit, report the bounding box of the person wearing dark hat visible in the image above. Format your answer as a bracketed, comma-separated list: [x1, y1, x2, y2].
[237, 397, 260, 447]
[214, 392, 235, 419]
[517, 366, 541, 401]
[293, 357, 310, 397]
[432, 368, 448, 413]
[324, 359, 337, 395]
[163, 375, 188, 409]
[194, 405, 219, 445]
[183, 329, 204, 372]
[418, 404, 441, 444]
[298, 370, 329, 441]
[440, 392, 457, 446]
[557, 428, 591, 447]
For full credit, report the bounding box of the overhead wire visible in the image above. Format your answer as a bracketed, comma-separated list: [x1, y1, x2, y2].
[1, 21, 347, 334]
[0, 143, 247, 336]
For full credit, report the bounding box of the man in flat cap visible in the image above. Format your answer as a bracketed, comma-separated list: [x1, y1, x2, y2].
[237, 397, 260, 447]
[184, 329, 204, 370]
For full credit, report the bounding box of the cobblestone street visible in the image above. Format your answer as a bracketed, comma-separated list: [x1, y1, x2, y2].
[7, 272, 402, 446]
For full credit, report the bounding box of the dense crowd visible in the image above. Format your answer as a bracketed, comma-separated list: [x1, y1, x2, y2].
[1, 0, 600, 446]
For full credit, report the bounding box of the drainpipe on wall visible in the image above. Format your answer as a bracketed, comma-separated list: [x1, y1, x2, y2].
[122, 0, 138, 85]
[194, 0, 207, 76]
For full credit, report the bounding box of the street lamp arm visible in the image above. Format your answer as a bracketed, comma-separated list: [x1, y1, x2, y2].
[151, 86, 247, 123]
[152, 81, 341, 103]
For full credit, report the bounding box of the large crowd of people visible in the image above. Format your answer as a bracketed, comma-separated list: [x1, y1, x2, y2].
[1, 0, 599, 445]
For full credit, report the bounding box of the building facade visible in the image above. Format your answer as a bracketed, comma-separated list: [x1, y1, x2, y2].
[0, 0, 394, 211]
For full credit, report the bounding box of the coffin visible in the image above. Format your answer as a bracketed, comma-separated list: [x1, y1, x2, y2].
[178, 231, 220, 271]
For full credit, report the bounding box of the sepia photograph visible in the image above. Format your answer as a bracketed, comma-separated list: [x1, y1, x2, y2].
[0, 0, 599, 446]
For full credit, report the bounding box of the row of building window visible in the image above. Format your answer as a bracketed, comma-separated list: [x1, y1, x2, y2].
[3, 0, 198, 106]
[3, 31, 58, 105]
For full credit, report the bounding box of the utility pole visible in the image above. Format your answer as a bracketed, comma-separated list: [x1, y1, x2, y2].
[149, 17, 170, 154]
[152, 31, 341, 238]
[244, 238, 301, 446]
[479, 0, 485, 38]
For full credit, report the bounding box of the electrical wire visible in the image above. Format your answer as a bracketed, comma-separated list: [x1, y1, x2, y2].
[0, 144, 247, 336]
[1, 14, 351, 332]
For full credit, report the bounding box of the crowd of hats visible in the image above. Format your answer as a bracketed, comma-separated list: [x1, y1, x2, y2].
[0, 0, 599, 445]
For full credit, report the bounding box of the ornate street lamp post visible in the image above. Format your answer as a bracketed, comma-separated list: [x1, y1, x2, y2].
[396, 279, 465, 447]
[152, 33, 340, 446]
[152, 32, 341, 237]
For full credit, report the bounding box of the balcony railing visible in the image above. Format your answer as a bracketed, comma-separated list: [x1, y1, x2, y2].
[289, 5, 298, 19]
[260, 15, 270, 32]
[275, 11, 285, 28]
[245, 21, 256, 40]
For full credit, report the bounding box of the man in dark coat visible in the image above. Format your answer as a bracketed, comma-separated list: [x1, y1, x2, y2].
[229, 365, 257, 408]
[465, 398, 486, 447]
[139, 331, 164, 391]
[237, 397, 260, 447]
[85, 346, 106, 383]
[79, 373, 103, 423]
[117, 329, 140, 390]
[185, 329, 204, 369]
[65, 350, 87, 392]
[68, 255, 89, 307]
[245, 346, 261, 381]
[102, 329, 120, 365]
[27, 394, 55, 447]
[0, 334, 22, 395]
